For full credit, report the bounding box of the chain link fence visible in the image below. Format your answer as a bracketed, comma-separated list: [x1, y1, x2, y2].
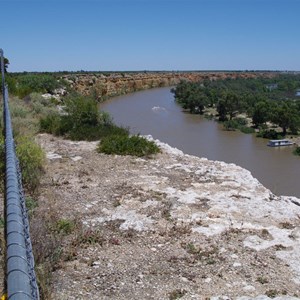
[1, 49, 39, 300]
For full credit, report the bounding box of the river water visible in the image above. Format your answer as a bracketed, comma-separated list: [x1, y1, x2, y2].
[100, 87, 299, 198]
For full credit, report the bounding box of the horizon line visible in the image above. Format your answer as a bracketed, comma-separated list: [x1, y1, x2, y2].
[8, 69, 300, 74]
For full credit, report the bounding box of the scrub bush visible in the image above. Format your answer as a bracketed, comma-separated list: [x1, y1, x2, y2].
[15, 136, 45, 192]
[256, 129, 282, 140]
[240, 126, 255, 134]
[223, 119, 239, 131]
[54, 219, 75, 235]
[40, 112, 63, 135]
[40, 94, 160, 156]
[98, 135, 160, 157]
[68, 124, 128, 141]
[16, 74, 61, 97]
[293, 146, 300, 156]
[223, 117, 253, 133]
[235, 117, 248, 126]
[39, 94, 129, 140]
[0, 135, 44, 192]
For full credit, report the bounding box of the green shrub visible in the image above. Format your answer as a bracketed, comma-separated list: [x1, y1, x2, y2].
[40, 112, 63, 135]
[169, 289, 187, 300]
[26, 196, 39, 217]
[8, 97, 40, 135]
[15, 136, 45, 192]
[54, 219, 75, 235]
[223, 118, 255, 134]
[26, 196, 39, 211]
[256, 129, 282, 139]
[12, 116, 40, 137]
[293, 146, 300, 156]
[98, 111, 113, 125]
[223, 120, 239, 131]
[39, 94, 129, 141]
[98, 124, 128, 137]
[74, 228, 103, 246]
[29, 93, 55, 115]
[235, 117, 248, 126]
[2, 95, 56, 137]
[258, 124, 269, 130]
[98, 135, 160, 157]
[68, 124, 128, 141]
[0, 217, 4, 228]
[39, 94, 99, 138]
[63, 94, 99, 127]
[5, 75, 18, 94]
[17, 86, 33, 99]
[240, 126, 255, 134]
[10, 103, 30, 118]
[204, 113, 214, 120]
[16, 74, 61, 97]
[0, 136, 44, 192]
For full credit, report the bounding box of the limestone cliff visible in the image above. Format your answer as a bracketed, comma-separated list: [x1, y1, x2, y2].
[63, 72, 276, 100]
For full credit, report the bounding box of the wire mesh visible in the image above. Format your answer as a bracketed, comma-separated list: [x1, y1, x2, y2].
[1, 49, 39, 300]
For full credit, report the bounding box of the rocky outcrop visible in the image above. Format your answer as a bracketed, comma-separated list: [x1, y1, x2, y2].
[36, 133, 300, 299]
[63, 72, 276, 100]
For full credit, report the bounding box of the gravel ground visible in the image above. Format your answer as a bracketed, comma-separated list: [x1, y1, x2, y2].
[32, 133, 300, 300]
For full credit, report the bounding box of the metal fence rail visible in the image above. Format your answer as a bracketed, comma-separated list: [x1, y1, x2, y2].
[1, 49, 39, 299]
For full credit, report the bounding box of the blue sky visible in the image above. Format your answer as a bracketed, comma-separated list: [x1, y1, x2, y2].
[1, 0, 300, 72]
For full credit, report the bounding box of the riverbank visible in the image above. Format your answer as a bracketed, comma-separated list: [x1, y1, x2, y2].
[36, 133, 300, 299]
[204, 109, 300, 147]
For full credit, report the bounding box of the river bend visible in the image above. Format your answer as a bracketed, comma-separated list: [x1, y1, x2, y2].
[101, 87, 299, 198]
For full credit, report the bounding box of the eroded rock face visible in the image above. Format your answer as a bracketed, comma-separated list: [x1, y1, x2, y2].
[63, 72, 276, 100]
[36, 134, 300, 299]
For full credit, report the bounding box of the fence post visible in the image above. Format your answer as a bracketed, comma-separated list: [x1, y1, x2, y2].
[0, 49, 5, 93]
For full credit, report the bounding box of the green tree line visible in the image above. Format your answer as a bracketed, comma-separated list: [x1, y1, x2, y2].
[172, 75, 300, 136]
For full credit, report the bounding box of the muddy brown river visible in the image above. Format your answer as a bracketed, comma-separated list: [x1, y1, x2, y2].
[101, 87, 299, 198]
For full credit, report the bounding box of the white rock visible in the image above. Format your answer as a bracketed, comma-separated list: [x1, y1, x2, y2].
[242, 285, 256, 292]
[47, 152, 62, 160]
[233, 262, 242, 267]
[70, 156, 82, 161]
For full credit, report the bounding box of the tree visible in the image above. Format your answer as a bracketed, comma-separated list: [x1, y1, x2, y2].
[185, 89, 208, 114]
[216, 99, 227, 121]
[225, 91, 242, 120]
[270, 101, 300, 135]
[172, 81, 208, 114]
[0, 57, 9, 73]
[216, 91, 243, 121]
[252, 101, 270, 127]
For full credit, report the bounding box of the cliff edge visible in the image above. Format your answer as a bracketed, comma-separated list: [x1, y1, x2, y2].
[63, 71, 276, 100]
[36, 133, 300, 299]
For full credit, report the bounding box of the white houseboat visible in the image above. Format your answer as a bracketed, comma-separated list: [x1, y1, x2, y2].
[267, 139, 294, 147]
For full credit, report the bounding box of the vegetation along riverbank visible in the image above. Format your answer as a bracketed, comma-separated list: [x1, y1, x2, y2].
[171, 74, 300, 155]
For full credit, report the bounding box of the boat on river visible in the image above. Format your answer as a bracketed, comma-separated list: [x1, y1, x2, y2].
[267, 139, 294, 147]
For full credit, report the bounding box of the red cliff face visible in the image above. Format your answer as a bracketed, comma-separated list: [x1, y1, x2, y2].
[63, 72, 276, 100]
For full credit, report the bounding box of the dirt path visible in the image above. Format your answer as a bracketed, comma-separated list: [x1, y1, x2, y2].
[35, 133, 300, 299]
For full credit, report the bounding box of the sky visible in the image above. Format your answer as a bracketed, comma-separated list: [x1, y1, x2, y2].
[1, 0, 300, 72]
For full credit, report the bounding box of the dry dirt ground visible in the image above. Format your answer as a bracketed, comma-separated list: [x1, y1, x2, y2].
[33, 133, 300, 300]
